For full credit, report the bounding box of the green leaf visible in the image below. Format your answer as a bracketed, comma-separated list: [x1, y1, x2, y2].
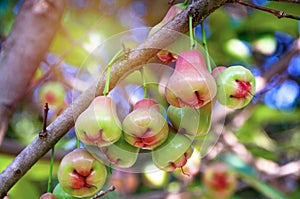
[0, 154, 13, 172]
[251, 105, 300, 124]
[221, 153, 291, 199]
[9, 178, 40, 199]
[248, 147, 278, 161]
[25, 160, 59, 181]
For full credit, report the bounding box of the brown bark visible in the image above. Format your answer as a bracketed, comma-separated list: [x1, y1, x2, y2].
[0, 0, 66, 144]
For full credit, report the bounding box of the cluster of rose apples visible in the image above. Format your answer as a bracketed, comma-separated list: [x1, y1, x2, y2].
[39, 1, 255, 197]
[40, 47, 255, 199]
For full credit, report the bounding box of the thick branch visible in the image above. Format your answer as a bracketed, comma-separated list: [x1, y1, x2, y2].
[0, 0, 228, 197]
[0, 0, 66, 144]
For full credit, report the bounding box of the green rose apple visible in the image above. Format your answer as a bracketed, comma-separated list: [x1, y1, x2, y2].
[122, 98, 169, 150]
[165, 50, 216, 108]
[39, 193, 56, 199]
[53, 183, 90, 199]
[152, 130, 193, 172]
[100, 136, 140, 168]
[75, 96, 122, 147]
[167, 100, 214, 137]
[215, 65, 255, 109]
[57, 148, 107, 198]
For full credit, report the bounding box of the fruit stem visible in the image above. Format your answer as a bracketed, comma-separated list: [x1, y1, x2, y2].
[183, 0, 189, 6]
[76, 136, 80, 148]
[103, 49, 124, 96]
[108, 164, 112, 175]
[201, 21, 212, 73]
[189, 16, 195, 50]
[47, 147, 55, 193]
[140, 67, 148, 98]
[180, 166, 190, 176]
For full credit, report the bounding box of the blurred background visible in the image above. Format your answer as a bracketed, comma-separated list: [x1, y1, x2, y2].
[0, 0, 300, 198]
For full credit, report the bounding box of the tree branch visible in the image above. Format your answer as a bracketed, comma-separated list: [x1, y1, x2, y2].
[235, 0, 300, 20]
[0, 0, 66, 144]
[0, 0, 228, 197]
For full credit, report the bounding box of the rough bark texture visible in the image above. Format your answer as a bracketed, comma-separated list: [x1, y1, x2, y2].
[0, 0, 228, 197]
[0, 0, 66, 144]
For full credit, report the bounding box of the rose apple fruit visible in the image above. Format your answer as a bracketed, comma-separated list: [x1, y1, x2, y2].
[212, 66, 227, 79]
[57, 148, 107, 198]
[215, 65, 255, 109]
[152, 129, 193, 172]
[165, 50, 217, 108]
[202, 162, 237, 199]
[39, 193, 56, 199]
[148, 2, 187, 63]
[38, 81, 65, 108]
[148, 2, 187, 36]
[100, 136, 140, 168]
[53, 183, 90, 199]
[75, 96, 122, 147]
[122, 98, 169, 150]
[167, 100, 215, 137]
[156, 50, 177, 63]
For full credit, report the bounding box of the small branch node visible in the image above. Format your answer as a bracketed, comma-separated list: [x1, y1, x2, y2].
[39, 103, 49, 138]
[14, 169, 22, 177]
[278, 11, 284, 18]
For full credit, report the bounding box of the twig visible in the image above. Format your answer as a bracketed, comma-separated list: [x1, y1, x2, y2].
[91, 186, 116, 199]
[235, 0, 300, 20]
[39, 103, 49, 138]
[268, 0, 300, 4]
